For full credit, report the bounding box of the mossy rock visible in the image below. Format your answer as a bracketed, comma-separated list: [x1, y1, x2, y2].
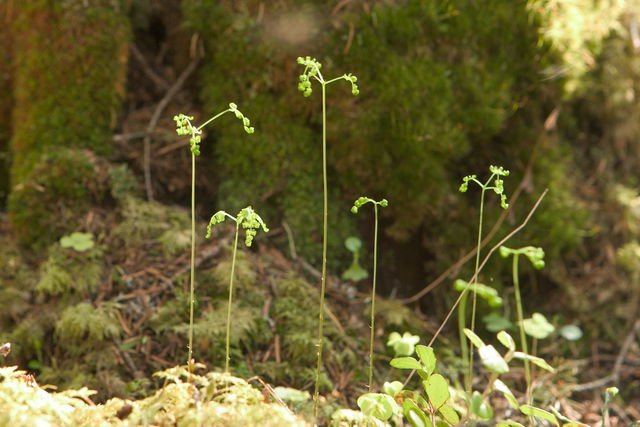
[8, 149, 109, 248]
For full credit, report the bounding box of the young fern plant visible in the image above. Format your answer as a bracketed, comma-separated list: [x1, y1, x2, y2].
[173, 104, 254, 373]
[351, 196, 388, 393]
[457, 165, 510, 393]
[499, 245, 545, 409]
[205, 206, 268, 373]
[296, 56, 359, 415]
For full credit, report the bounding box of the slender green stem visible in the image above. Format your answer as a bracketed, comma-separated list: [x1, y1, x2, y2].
[225, 222, 240, 373]
[313, 82, 329, 418]
[467, 187, 486, 392]
[196, 109, 231, 132]
[188, 153, 196, 375]
[368, 205, 379, 392]
[512, 254, 532, 419]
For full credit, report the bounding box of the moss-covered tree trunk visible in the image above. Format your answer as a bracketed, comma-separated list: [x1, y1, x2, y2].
[0, 3, 14, 207]
[7, 0, 129, 247]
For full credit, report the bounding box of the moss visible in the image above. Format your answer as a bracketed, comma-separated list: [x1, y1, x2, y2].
[55, 302, 121, 343]
[112, 196, 191, 254]
[8, 148, 109, 248]
[7, 1, 129, 246]
[0, 3, 14, 208]
[37, 244, 104, 297]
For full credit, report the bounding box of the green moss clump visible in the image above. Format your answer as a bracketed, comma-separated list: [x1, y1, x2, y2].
[113, 196, 191, 255]
[8, 148, 109, 248]
[55, 302, 121, 343]
[37, 244, 104, 297]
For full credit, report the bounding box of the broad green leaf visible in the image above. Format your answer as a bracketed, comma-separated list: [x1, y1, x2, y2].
[497, 330, 516, 351]
[519, 405, 559, 426]
[357, 393, 398, 421]
[382, 381, 403, 398]
[522, 313, 555, 339]
[403, 399, 432, 427]
[387, 332, 420, 357]
[483, 311, 514, 332]
[60, 232, 94, 252]
[478, 345, 509, 374]
[496, 422, 525, 427]
[345, 236, 362, 252]
[423, 374, 449, 409]
[513, 352, 555, 373]
[463, 328, 485, 349]
[390, 357, 421, 370]
[471, 391, 493, 419]
[559, 325, 583, 341]
[342, 260, 368, 282]
[415, 345, 436, 375]
[438, 403, 460, 425]
[272, 387, 310, 405]
[493, 379, 518, 408]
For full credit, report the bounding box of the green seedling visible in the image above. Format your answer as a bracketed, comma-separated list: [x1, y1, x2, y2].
[602, 386, 618, 427]
[352, 196, 388, 392]
[387, 332, 420, 357]
[342, 237, 368, 282]
[59, 232, 95, 252]
[464, 328, 559, 424]
[205, 206, 268, 373]
[458, 165, 510, 393]
[499, 245, 545, 408]
[370, 344, 460, 425]
[296, 56, 359, 416]
[173, 105, 254, 373]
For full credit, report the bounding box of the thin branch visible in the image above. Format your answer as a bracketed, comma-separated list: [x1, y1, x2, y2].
[130, 44, 170, 91]
[427, 188, 548, 347]
[572, 319, 640, 392]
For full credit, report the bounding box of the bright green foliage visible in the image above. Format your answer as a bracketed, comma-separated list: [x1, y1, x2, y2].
[454, 280, 503, 307]
[55, 302, 121, 343]
[0, 364, 310, 426]
[357, 393, 399, 421]
[206, 206, 269, 246]
[522, 313, 555, 340]
[385, 344, 459, 425]
[37, 244, 103, 296]
[60, 232, 95, 252]
[8, 149, 110, 248]
[387, 332, 420, 357]
[342, 238, 368, 281]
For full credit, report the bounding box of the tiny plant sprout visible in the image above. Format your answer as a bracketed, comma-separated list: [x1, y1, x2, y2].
[499, 245, 545, 407]
[351, 196, 388, 392]
[342, 237, 368, 282]
[296, 56, 360, 417]
[457, 165, 510, 394]
[205, 206, 268, 373]
[386, 332, 420, 357]
[173, 104, 254, 374]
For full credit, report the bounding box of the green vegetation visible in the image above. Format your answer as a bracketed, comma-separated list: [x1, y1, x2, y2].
[295, 56, 359, 415]
[1, 1, 639, 425]
[351, 197, 388, 392]
[205, 206, 268, 373]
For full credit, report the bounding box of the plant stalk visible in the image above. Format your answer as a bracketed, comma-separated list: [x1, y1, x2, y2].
[313, 82, 329, 417]
[368, 205, 379, 392]
[188, 153, 196, 375]
[512, 254, 531, 405]
[225, 221, 240, 373]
